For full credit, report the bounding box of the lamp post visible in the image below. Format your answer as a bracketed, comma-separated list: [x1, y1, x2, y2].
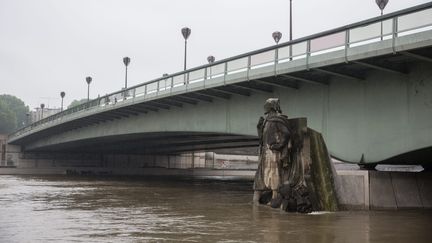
[181, 27, 191, 71]
[207, 55, 215, 78]
[376, 0, 389, 40]
[289, 0, 292, 60]
[40, 103, 45, 120]
[272, 31, 282, 63]
[60, 91, 65, 111]
[123, 57, 130, 89]
[86, 76, 92, 101]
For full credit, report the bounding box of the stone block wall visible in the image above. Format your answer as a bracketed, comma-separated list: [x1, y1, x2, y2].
[335, 170, 432, 210]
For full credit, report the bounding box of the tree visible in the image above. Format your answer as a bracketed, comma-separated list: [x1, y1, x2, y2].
[0, 94, 29, 134]
[68, 99, 88, 109]
[0, 101, 16, 133]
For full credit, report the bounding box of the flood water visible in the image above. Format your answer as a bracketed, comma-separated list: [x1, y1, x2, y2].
[0, 175, 431, 243]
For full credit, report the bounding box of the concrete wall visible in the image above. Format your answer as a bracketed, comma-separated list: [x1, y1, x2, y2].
[335, 170, 432, 210]
[0, 139, 20, 167]
[0, 151, 258, 178]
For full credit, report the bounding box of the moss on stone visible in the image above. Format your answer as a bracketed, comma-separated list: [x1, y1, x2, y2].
[308, 128, 339, 211]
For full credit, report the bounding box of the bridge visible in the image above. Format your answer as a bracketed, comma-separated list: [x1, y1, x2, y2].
[6, 3, 432, 165]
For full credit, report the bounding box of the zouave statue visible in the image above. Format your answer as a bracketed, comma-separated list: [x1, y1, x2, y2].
[253, 98, 312, 213]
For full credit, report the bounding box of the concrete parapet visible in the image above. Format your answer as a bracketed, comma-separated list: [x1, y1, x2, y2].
[417, 172, 432, 208]
[335, 170, 369, 210]
[335, 170, 432, 210]
[391, 172, 423, 208]
[369, 171, 398, 209]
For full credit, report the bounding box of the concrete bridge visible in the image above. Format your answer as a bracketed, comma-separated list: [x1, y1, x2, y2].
[7, 2, 432, 165]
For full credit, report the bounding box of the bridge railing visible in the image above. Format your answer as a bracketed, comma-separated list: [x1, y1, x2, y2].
[8, 2, 432, 141]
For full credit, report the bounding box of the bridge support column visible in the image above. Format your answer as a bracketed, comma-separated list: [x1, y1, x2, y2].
[0, 135, 21, 168]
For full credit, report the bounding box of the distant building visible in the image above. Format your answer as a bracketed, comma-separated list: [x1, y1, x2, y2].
[30, 107, 61, 123]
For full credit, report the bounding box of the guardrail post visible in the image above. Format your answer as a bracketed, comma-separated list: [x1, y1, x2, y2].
[345, 29, 350, 63]
[274, 48, 278, 75]
[185, 72, 189, 91]
[204, 67, 207, 88]
[306, 40, 311, 70]
[392, 17, 398, 54]
[247, 56, 251, 81]
[144, 84, 147, 99]
[170, 77, 173, 94]
[223, 62, 228, 85]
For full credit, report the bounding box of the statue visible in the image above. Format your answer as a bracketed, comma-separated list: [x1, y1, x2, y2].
[253, 98, 313, 213]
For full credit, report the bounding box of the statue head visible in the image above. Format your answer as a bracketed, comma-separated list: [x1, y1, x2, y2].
[264, 98, 282, 114]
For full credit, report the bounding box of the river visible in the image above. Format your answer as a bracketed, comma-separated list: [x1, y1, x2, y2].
[0, 175, 431, 242]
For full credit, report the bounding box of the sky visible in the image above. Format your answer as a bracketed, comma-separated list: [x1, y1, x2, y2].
[0, 0, 430, 109]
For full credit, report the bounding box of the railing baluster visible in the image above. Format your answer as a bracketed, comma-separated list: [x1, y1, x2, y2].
[204, 67, 207, 88]
[345, 29, 350, 63]
[306, 40, 311, 70]
[223, 62, 228, 85]
[392, 16, 398, 54]
[247, 56, 251, 81]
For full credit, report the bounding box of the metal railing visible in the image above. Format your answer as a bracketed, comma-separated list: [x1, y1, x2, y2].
[9, 2, 432, 140]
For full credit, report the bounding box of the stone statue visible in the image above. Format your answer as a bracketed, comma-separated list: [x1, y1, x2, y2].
[253, 98, 312, 213]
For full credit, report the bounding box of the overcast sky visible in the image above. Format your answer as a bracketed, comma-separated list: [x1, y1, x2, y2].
[1, 0, 429, 109]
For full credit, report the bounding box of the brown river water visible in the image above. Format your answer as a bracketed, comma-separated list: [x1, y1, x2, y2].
[0, 175, 431, 243]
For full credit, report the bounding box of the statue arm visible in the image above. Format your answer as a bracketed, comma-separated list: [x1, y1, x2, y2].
[269, 122, 290, 151]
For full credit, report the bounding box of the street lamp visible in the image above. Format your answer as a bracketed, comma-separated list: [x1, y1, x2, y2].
[272, 31, 282, 44]
[40, 103, 45, 120]
[86, 76, 92, 101]
[123, 57, 130, 89]
[207, 55, 215, 78]
[376, 0, 389, 40]
[60, 91, 65, 111]
[207, 55, 215, 64]
[272, 32, 282, 63]
[181, 27, 191, 71]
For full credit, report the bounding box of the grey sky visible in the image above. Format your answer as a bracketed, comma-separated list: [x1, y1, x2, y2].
[0, 0, 429, 109]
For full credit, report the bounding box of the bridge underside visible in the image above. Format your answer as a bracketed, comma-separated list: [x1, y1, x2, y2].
[25, 132, 259, 155]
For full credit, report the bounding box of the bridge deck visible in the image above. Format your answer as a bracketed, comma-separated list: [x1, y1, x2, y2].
[7, 3, 432, 164]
